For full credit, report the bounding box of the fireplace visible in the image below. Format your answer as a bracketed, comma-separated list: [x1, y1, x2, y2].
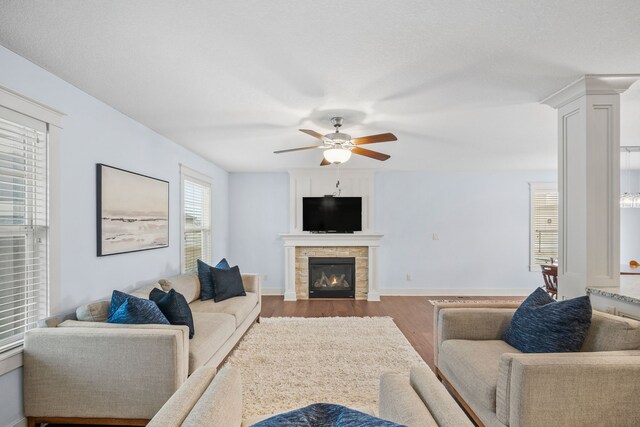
[308, 257, 355, 299]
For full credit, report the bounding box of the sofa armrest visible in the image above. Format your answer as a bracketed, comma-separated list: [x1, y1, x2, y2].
[496, 351, 640, 426]
[242, 273, 261, 298]
[434, 305, 517, 367]
[181, 366, 243, 427]
[24, 325, 189, 420]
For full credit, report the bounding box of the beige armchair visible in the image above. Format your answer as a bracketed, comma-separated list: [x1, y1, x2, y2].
[434, 303, 640, 427]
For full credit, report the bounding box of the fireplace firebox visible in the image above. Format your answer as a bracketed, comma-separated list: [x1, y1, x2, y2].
[308, 257, 355, 299]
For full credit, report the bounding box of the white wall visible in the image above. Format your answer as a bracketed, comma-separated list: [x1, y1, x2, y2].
[228, 173, 289, 293]
[375, 170, 556, 294]
[620, 170, 640, 263]
[226, 170, 556, 295]
[0, 45, 229, 427]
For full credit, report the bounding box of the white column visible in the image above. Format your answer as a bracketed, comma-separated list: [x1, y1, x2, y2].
[283, 245, 297, 301]
[542, 75, 639, 299]
[367, 246, 381, 301]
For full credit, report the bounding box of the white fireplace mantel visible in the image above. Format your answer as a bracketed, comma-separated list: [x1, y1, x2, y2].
[281, 233, 383, 302]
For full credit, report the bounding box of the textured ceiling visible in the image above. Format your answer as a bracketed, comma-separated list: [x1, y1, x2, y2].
[0, 0, 639, 171]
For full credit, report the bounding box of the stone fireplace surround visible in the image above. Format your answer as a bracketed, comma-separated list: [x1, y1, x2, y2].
[281, 233, 382, 301]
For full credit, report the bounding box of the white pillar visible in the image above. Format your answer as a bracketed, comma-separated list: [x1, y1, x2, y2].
[542, 75, 639, 299]
[283, 245, 297, 301]
[367, 246, 381, 301]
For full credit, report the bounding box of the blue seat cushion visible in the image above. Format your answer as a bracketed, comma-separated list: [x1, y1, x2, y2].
[251, 403, 404, 427]
[502, 287, 592, 353]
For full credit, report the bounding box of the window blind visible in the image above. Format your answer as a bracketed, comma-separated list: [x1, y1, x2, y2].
[0, 107, 48, 354]
[531, 189, 558, 267]
[183, 177, 211, 273]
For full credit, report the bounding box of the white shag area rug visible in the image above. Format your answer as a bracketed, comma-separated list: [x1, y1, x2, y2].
[224, 316, 426, 420]
[428, 299, 523, 305]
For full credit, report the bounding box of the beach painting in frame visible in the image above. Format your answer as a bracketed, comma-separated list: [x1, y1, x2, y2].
[97, 164, 169, 256]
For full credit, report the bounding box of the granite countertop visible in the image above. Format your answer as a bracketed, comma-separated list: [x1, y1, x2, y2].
[587, 276, 640, 304]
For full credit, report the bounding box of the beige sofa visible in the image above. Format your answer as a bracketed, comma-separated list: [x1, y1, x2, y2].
[434, 303, 640, 427]
[23, 273, 260, 427]
[379, 365, 473, 427]
[148, 364, 470, 427]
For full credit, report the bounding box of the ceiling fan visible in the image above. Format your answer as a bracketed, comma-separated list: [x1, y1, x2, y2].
[274, 117, 397, 166]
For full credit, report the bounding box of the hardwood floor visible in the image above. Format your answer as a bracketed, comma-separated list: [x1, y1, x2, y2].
[262, 295, 523, 370]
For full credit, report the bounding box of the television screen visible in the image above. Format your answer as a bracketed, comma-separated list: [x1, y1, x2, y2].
[302, 197, 362, 233]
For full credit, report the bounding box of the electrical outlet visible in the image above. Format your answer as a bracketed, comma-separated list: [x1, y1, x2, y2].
[432, 233, 440, 240]
[406, 274, 412, 281]
[263, 274, 269, 282]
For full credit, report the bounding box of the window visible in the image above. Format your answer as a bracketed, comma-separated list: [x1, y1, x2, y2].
[0, 105, 48, 354]
[530, 183, 558, 270]
[181, 166, 212, 273]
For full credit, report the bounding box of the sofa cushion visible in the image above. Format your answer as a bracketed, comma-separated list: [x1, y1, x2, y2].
[189, 292, 258, 327]
[150, 288, 195, 339]
[159, 274, 200, 304]
[130, 283, 163, 300]
[76, 300, 110, 322]
[438, 339, 520, 412]
[581, 310, 640, 352]
[188, 312, 236, 374]
[210, 265, 246, 302]
[198, 258, 230, 301]
[502, 287, 592, 353]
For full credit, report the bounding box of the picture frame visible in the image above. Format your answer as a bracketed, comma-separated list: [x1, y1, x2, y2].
[96, 164, 169, 256]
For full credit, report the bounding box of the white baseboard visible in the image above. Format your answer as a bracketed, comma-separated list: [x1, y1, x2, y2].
[261, 288, 531, 297]
[378, 288, 532, 296]
[9, 417, 27, 427]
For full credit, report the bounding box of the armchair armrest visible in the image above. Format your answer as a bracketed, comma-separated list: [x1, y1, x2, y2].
[434, 304, 518, 367]
[496, 350, 640, 426]
[24, 324, 189, 420]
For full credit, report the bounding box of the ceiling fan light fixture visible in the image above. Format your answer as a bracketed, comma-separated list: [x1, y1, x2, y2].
[323, 148, 352, 164]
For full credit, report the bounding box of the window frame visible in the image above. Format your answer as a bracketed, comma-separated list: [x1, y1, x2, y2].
[179, 165, 213, 273]
[529, 182, 558, 271]
[0, 85, 62, 372]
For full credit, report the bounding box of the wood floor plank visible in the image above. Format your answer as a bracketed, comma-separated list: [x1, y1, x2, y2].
[262, 295, 523, 370]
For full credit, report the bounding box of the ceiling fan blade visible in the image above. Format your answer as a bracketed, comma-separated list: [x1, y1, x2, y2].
[274, 145, 324, 154]
[320, 158, 331, 166]
[299, 129, 325, 140]
[351, 133, 397, 145]
[351, 147, 391, 161]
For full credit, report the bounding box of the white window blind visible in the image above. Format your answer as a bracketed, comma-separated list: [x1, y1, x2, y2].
[530, 183, 558, 270]
[182, 173, 212, 273]
[0, 106, 48, 354]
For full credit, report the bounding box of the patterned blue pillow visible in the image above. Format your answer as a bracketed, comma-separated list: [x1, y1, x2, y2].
[198, 258, 230, 300]
[250, 403, 404, 427]
[107, 295, 170, 325]
[149, 288, 195, 338]
[108, 290, 130, 318]
[502, 287, 592, 353]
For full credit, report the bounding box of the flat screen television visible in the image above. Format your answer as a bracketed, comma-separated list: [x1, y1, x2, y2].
[302, 196, 362, 233]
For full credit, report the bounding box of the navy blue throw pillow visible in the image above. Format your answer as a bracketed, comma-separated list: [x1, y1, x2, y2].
[251, 403, 404, 427]
[502, 287, 592, 353]
[107, 295, 170, 325]
[108, 290, 130, 318]
[198, 258, 230, 301]
[210, 265, 246, 302]
[149, 288, 195, 338]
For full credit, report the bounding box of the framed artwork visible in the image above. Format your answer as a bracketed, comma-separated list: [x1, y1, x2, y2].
[97, 164, 169, 256]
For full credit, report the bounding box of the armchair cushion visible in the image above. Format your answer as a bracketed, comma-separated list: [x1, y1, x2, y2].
[76, 300, 110, 322]
[160, 273, 201, 304]
[502, 287, 591, 353]
[438, 339, 520, 412]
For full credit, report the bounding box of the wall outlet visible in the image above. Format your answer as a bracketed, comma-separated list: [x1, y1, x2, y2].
[432, 233, 440, 240]
[263, 274, 269, 282]
[406, 274, 412, 281]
